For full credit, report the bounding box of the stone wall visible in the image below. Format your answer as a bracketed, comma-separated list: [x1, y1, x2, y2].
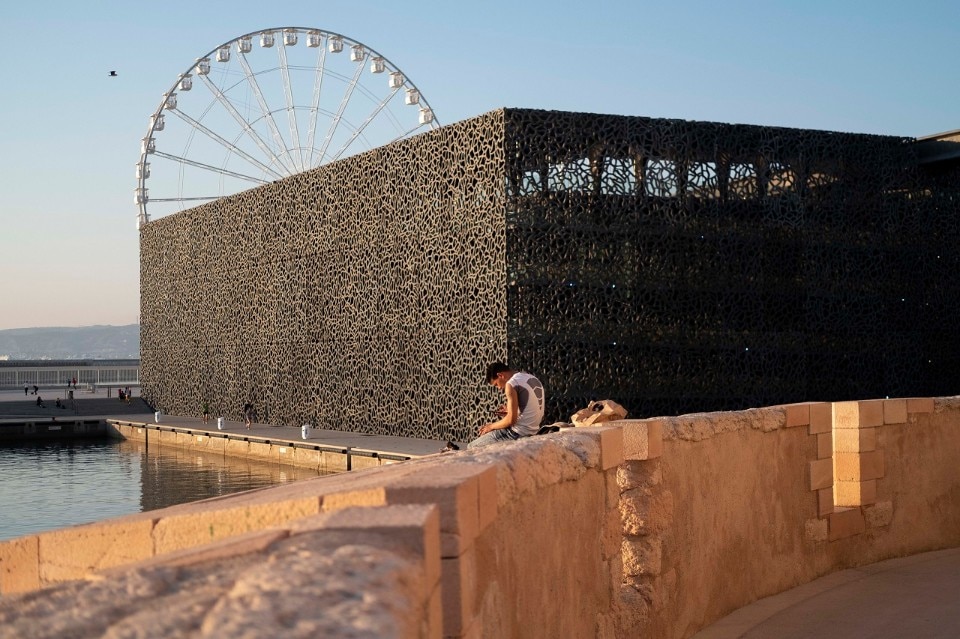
[617, 397, 960, 637]
[141, 108, 960, 440]
[3, 397, 960, 637]
[0, 425, 625, 638]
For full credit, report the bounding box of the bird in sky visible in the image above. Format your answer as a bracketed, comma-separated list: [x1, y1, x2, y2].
[109, 71, 117, 77]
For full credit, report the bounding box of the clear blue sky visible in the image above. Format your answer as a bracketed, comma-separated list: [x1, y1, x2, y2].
[1, 0, 957, 331]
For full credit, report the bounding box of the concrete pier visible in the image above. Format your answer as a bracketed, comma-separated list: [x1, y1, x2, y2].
[108, 415, 456, 473]
[0, 389, 460, 471]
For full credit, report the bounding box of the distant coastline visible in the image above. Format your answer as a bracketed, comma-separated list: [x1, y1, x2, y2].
[0, 325, 139, 360]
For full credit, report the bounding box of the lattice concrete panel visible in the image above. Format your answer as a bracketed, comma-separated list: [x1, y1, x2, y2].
[142, 108, 960, 441]
[499, 110, 946, 420]
[142, 112, 507, 441]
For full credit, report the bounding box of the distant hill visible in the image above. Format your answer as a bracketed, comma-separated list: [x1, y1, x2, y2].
[0, 325, 139, 360]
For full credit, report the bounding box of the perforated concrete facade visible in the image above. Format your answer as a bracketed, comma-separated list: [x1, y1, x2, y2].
[141, 108, 960, 440]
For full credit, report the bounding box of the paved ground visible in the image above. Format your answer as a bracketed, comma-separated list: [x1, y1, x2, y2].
[693, 546, 960, 639]
[0, 391, 153, 419]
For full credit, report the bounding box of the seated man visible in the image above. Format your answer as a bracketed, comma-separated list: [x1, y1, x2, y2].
[468, 362, 546, 449]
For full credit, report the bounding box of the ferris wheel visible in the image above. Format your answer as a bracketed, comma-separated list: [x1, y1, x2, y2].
[135, 27, 440, 228]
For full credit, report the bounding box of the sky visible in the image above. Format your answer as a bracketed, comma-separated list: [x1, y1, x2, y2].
[0, 0, 957, 331]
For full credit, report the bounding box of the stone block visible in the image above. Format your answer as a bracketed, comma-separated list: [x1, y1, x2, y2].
[817, 487, 834, 517]
[858, 400, 884, 427]
[834, 428, 876, 453]
[298, 504, 442, 589]
[809, 403, 832, 434]
[828, 507, 866, 541]
[154, 498, 320, 555]
[113, 529, 290, 571]
[834, 450, 884, 482]
[864, 500, 894, 528]
[817, 433, 832, 459]
[203, 435, 226, 453]
[621, 420, 663, 461]
[595, 425, 625, 470]
[351, 455, 383, 471]
[248, 441, 274, 461]
[883, 399, 908, 424]
[292, 446, 322, 468]
[835, 479, 877, 507]
[906, 397, 934, 414]
[835, 452, 884, 481]
[320, 450, 350, 473]
[38, 518, 156, 585]
[809, 458, 833, 491]
[320, 488, 387, 512]
[805, 518, 828, 542]
[385, 465, 488, 558]
[621, 537, 661, 577]
[223, 438, 249, 456]
[0, 535, 40, 594]
[833, 401, 859, 430]
[784, 403, 810, 428]
[441, 545, 476, 637]
[834, 453, 859, 481]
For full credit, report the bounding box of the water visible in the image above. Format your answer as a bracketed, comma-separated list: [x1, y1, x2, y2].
[0, 439, 326, 542]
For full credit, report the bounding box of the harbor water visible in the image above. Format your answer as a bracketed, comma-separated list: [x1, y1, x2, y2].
[0, 438, 326, 542]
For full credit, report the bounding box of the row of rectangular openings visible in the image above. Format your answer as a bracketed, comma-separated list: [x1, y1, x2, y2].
[511, 158, 837, 199]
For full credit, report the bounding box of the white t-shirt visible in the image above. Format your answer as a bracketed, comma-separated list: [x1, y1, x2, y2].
[507, 372, 546, 437]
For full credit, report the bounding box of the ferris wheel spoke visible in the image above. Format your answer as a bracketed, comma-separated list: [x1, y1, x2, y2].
[306, 42, 329, 168]
[167, 109, 286, 180]
[316, 50, 367, 163]
[329, 86, 402, 162]
[236, 50, 298, 173]
[388, 120, 435, 145]
[276, 39, 305, 172]
[148, 196, 222, 203]
[198, 74, 294, 177]
[153, 150, 270, 184]
[138, 28, 440, 225]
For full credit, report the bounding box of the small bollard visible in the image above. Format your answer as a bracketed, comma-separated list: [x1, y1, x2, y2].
[217, 417, 224, 431]
[301, 424, 310, 440]
[154, 411, 162, 423]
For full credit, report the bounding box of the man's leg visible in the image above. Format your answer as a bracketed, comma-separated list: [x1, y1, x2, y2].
[467, 427, 519, 449]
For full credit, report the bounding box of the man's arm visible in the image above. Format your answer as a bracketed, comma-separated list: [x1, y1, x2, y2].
[479, 383, 519, 435]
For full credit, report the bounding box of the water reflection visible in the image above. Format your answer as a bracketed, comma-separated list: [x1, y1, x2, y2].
[0, 439, 326, 542]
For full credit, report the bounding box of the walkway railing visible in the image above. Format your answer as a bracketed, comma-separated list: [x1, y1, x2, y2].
[0, 360, 140, 389]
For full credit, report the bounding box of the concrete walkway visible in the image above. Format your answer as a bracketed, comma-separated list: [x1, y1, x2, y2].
[114, 412, 457, 459]
[0, 388, 460, 458]
[693, 546, 960, 639]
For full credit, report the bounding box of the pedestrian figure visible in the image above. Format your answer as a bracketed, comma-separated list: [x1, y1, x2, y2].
[202, 400, 210, 423]
[243, 402, 254, 429]
[24, 385, 28, 396]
